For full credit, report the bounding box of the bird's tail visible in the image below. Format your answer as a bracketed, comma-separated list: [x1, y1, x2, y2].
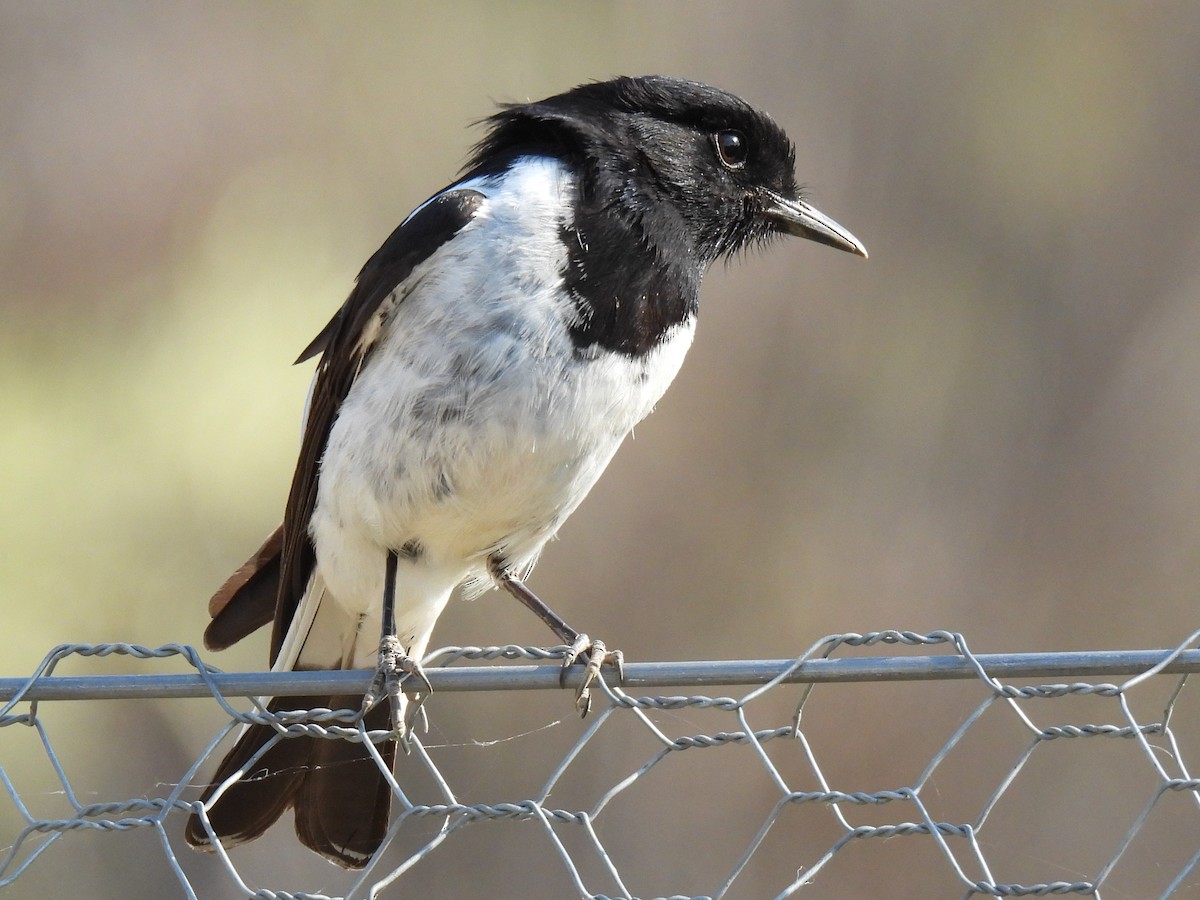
[186, 575, 398, 869]
[184, 693, 395, 868]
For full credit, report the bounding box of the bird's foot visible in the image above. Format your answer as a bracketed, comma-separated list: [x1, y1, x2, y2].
[560, 634, 624, 716]
[362, 634, 432, 741]
[486, 559, 625, 716]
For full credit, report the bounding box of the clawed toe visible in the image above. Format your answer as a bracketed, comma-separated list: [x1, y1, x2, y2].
[559, 634, 624, 715]
[362, 635, 432, 740]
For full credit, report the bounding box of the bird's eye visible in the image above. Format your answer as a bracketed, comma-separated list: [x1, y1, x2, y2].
[713, 130, 748, 169]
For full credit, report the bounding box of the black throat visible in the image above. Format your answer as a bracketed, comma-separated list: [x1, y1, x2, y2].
[558, 186, 700, 357]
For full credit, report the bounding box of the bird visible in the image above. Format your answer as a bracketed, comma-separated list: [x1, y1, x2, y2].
[184, 74, 866, 868]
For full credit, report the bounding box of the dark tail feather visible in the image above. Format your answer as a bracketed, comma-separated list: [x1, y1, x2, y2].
[294, 697, 396, 868]
[185, 695, 315, 851]
[185, 695, 395, 870]
[203, 526, 284, 651]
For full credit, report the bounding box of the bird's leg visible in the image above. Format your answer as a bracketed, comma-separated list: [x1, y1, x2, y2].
[362, 549, 432, 739]
[488, 557, 624, 715]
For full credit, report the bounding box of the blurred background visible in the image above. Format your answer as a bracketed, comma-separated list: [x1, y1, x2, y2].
[4, 2, 1200, 897]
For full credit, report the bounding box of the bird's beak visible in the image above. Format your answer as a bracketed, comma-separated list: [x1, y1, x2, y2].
[760, 190, 868, 258]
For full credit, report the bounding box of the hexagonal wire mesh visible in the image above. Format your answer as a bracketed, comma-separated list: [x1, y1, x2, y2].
[2, 631, 1199, 899]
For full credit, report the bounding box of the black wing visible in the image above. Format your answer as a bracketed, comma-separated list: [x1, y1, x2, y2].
[268, 188, 486, 662]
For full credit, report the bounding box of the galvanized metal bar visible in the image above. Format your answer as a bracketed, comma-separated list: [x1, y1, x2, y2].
[2, 648, 1198, 702]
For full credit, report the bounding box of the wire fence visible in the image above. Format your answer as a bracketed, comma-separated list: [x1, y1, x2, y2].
[2, 630, 1200, 899]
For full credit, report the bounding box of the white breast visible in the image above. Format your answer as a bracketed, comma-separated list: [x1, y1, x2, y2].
[309, 157, 696, 619]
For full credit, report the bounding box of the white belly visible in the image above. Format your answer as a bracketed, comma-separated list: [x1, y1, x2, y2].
[306, 158, 696, 649]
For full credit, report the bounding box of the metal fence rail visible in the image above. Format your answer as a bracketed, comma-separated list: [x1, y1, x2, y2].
[3, 630, 1199, 899]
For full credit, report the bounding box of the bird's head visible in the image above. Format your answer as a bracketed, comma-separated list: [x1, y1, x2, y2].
[468, 75, 866, 267]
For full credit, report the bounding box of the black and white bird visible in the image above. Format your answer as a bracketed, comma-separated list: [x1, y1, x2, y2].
[185, 75, 865, 868]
